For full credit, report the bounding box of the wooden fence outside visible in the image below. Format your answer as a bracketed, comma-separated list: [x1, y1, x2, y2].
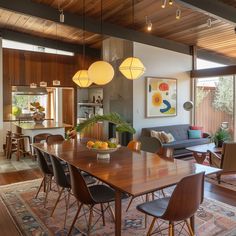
[195, 87, 234, 135]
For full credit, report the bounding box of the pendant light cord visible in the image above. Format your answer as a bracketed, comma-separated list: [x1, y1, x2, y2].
[132, 0, 135, 27]
[100, 0, 103, 44]
[82, 0, 85, 68]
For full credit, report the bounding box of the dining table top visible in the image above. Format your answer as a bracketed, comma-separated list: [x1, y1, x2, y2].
[32, 139, 220, 196]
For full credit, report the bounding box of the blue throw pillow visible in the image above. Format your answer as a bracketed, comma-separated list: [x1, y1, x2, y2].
[188, 130, 201, 139]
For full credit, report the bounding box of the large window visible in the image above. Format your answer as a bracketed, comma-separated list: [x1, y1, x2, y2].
[195, 75, 235, 136]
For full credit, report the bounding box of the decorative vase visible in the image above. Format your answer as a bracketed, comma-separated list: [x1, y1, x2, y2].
[33, 112, 45, 124]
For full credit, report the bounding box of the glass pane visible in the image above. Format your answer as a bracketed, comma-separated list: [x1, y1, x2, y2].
[195, 75, 234, 137]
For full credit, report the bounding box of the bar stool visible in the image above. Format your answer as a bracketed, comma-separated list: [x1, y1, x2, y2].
[5, 132, 32, 161]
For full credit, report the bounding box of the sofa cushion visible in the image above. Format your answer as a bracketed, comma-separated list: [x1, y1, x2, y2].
[141, 124, 190, 141]
[188, 130, 202, 139]
[162, 138, 210, 150]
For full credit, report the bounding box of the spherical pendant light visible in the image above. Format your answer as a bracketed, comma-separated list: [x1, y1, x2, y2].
[119, 57, 146, 80]
[88, 61, 114, 85]
[72, 70, 92, 88]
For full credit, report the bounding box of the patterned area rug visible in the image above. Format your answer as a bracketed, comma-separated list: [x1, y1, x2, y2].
[1, 179, 236, 236]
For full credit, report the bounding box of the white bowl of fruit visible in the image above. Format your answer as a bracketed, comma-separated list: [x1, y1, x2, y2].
[86, 140, 119, 159]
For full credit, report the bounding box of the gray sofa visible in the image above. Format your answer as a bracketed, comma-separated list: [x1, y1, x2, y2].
[140, 124, 210, 158]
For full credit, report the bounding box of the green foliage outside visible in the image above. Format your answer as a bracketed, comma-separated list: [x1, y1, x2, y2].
[213, 77, 233, 115]
[196, 87, 210, 108]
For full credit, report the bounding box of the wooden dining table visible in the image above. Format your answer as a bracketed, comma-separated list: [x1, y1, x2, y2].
[32, 139, 220, 236]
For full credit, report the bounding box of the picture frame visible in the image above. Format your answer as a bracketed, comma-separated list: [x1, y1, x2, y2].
[146, 77, 177, 117]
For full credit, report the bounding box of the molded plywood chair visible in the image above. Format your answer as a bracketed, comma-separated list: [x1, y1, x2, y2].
[137, 172, 205, 236]
[209, 142, 236, 184]
[46, 134, 65, 145]
[67, 164, 117, 236]
[34, 147, 53, 207]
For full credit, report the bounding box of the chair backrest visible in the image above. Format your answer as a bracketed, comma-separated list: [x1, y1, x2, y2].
[68, 164, 95, 205]
[139, 136, 162, 153]
[50, 155, 69, 188]
[34, 147, 52, 175]
[127, 140, 141, 151]
[221, 142, 236, 171]
[33, 133, 51, 143]
[162, 172, 205, 222]
[46, 134, 65, 145]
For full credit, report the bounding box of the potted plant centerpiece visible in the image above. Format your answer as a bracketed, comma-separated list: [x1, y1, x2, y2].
[30, 102, 45, 124]
[212, 128, 231, 147]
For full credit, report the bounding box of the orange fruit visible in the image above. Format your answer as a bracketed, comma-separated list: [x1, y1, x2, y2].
[87, 141, 95, 148]
[99, 142, 108, 150]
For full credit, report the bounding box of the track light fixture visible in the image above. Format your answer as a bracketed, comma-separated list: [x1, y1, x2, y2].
[207, 18, 212, 27]
[59, 9, 64, 23]
[161, 0, 167, 8]
[145, 16, 152, 31]
[169, 0, 173, 6]
[176, 8, 181, 20]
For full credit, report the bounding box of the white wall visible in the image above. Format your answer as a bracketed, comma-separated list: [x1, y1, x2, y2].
[133, 42, 192, 137]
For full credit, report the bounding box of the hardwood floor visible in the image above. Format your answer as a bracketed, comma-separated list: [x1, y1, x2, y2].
[0, 169, 235, 236]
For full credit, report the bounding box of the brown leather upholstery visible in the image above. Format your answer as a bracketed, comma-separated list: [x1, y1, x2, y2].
[209, 142, 236, 183]
[46, 134, 65, 145]
[137, 172, 205, 235]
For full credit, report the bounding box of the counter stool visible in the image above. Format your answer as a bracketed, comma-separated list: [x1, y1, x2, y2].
[6, 132, 32, 161]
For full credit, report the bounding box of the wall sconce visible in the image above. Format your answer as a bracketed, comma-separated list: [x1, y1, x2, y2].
[145, 16, 152, 31]
[176, 8, 181, 19]
[40, 81, 47, 87]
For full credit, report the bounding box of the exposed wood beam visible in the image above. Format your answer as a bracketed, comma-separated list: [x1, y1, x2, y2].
[0, 29, 100, 57]
[0, 0, 191, 55]
[178, 0, 236, 25]
[191, 65, 236, 78]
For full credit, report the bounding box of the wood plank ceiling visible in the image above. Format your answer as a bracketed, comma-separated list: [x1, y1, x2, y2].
[0, 0, 235, 63]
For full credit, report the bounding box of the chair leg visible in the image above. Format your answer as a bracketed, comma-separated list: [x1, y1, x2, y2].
[44, 175, 51, 208]
[88, 206, 94, 236]
[50, 187, 64, 217]
[161, 189, 166, 197]
[108, 203, 115, 222]
[168, 222, 174, 236]
[147, 217, 156, 236]
[185, 219, 194, 236]
[67, 203, 83, 236]
[35, 177, 45, 198]
[217, 174, 221, 184]
[126, 196, 134, 212]
[145, 194, 149, 228]
[100, 203, 106, 226]
[64, 189, 71, 228]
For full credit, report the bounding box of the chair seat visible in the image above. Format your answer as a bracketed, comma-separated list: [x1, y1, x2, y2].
[83, 174, 97, 185]
[137, 197, 171, 218]
[89, 185, 116, 203]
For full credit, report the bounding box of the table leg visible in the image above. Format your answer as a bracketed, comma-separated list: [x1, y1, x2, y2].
[190, 215, 195, 235]
[115, 190, 122, 236]
[193, 152, 206, 164]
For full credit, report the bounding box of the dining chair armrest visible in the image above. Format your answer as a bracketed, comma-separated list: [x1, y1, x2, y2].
[208, 150, 221, 168]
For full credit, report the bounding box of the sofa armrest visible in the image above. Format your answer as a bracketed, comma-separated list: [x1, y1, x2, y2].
[203, 132, 211, 138]
[139, 136, 162, 154]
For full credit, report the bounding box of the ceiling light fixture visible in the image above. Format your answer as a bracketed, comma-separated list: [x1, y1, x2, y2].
[145, 16, 152, 31]
[207, 18, 212, 27]
[176, 8, 181, 20]
[88, 0, 114, 85]
[169, 0, 173, 6]
[59, 9, 64, 23]
[72, 0, 92, 88]
[161, 0, 167, 8]
[119, 0, 145, 80]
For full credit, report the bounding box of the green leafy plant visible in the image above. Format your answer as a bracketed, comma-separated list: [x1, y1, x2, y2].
[76, 112, 136, 134]
[212, 128, 231, 147]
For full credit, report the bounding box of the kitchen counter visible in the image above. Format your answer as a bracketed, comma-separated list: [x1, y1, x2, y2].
[13, 121, 70, 142]
[13, 120, 70, 130]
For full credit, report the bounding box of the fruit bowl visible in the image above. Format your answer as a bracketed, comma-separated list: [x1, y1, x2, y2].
[90, 147, 119, 159]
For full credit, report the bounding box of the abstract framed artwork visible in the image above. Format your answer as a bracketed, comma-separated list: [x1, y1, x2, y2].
[146, 77, 177, 117]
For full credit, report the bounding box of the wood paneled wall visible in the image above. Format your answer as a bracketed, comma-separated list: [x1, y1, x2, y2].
[3, 48, 99, 121]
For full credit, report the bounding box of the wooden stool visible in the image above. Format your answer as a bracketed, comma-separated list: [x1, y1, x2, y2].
[33, 133, 51, 143]
[6, 132, 32, 161]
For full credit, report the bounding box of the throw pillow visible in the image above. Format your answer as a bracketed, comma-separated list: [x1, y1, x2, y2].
[188, 130, 201, 139]
[190, 126, 203, 137]
[167, 133, 175, 142]
[160, 131, 169, 143]
[150, 130, 165, 143]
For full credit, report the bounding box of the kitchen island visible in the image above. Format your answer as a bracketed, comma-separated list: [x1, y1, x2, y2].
[13, 120, 71, 142]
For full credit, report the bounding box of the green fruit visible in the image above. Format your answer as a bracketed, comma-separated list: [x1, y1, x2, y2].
[12, 106, 22, 117]
[93, 143, 100, 149]
[108, 142, 117, 148]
